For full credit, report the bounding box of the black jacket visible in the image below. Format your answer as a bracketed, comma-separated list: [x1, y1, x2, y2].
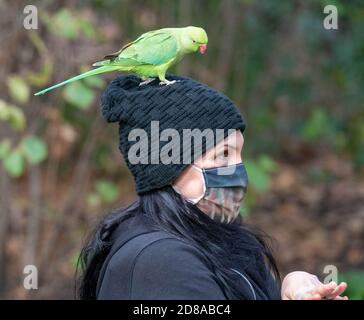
[96, 213, 281, 300]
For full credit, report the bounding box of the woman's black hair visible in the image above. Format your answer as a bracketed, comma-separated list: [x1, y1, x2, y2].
[76, 186, 280, 299]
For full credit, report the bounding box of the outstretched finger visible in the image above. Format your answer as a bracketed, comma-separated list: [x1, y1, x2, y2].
[311, 282, 337, 297]
[325, 282, 347, 299]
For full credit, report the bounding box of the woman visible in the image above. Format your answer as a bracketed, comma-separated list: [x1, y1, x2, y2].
[77, 74, 348, 300]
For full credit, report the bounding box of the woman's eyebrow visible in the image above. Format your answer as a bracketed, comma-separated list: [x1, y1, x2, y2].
[223, 143, 238, 150]
[212, 143, 238, 157]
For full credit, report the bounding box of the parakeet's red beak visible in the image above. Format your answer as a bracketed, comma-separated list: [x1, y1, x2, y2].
[199, 44, 207, 54]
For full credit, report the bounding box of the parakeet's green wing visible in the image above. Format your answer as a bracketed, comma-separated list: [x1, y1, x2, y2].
[92, 30, 178, 67]
[102, 30, 161, 59]
[111, 29, 163, 56]
[115, 31, 178, 66]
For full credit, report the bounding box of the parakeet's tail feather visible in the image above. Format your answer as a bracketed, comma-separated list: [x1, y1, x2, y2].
[93, 57, 143, 68]
[34, 65, 121, 96]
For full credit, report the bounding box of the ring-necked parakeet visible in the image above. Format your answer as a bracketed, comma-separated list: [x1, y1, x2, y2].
[34, 26, 208, 96]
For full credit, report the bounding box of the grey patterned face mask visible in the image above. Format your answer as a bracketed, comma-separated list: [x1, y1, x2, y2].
[196, 186, 246, 223]
[174, 163, 248, 223]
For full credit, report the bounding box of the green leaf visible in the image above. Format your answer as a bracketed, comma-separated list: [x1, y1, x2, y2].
[0, 100, 10, 120]
[79, 19, 97, 39]
[0, 140, 11, 160]
[52, 9, 79, 39]
[258, 155, 278, 173]
[95, 180, 119, 203]
[6, 75, 30, 104]
[86, 192, 101, 208]
[20, 136, 48, 164]
[245, 159, 271, 193]
[63, 81, 95, 109]
[83, 76, 105, 89]
[0, 100, 26, 131]
[42, 9, 97, 41]
[3, 150, 25, 177]
[8, 107, 26, 131]
[302, 108, 331, 142]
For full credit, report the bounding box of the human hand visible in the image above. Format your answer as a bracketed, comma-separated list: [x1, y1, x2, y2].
[281, 271, 349, 300]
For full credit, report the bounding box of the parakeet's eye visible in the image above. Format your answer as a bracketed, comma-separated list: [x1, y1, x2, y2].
[192, 40, 196, 43]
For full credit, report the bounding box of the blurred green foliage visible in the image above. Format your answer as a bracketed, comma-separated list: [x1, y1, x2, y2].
[339, 271, 364, 300]
[41, 8, 98, 40]
[241, 155, 278, 216]
[0, 100, 26, 131]
[0, 98, 47, 177]
[6, 75, 30, 104]
[87, 179, 120, 208]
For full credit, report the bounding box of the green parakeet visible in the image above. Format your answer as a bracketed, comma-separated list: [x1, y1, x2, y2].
[34, 26, 208, 96]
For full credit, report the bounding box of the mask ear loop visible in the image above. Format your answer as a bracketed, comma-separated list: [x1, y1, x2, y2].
[187, 164, 206, 204]
[171, 164, 207, 205]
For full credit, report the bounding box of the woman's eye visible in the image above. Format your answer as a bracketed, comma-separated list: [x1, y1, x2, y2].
[215, 150, 228, 161]
[219, 150, 228, 159]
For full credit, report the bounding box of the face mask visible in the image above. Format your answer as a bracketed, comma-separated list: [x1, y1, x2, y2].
[173, 162, 248, 223]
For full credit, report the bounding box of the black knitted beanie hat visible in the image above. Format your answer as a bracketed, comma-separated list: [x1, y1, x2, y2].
[101, 74, 246, 194]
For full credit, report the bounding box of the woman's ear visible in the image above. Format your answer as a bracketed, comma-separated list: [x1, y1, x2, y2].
[171, 165, 205, 200]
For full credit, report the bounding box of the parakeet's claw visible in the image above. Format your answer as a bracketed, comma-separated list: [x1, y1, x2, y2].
[159, 79, 180, 86]
[139, 78, 156, 86]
